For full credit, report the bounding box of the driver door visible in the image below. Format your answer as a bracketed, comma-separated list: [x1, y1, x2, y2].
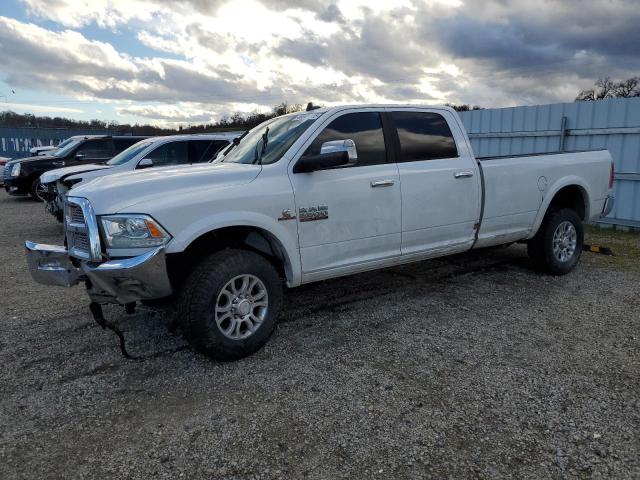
[288, 110, 401, 282]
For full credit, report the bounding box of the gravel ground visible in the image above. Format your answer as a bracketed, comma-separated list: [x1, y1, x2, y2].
[1, 191, 639, 480]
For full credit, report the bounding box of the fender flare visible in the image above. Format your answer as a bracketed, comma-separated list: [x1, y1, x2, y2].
[529, 176, 591, 237]
[165, 211, 301, 287]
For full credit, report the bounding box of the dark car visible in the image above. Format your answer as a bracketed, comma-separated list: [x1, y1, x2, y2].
[3, 135, 149, 201]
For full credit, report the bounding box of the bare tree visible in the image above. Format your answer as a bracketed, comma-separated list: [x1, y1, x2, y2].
[576, 76, 640, 101]
[614, 77, 640, 97]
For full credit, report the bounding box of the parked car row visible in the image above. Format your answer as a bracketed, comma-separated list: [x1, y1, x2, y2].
[2, 133, 240, 204]
[21, 104, 615, 361]
[40, 133, 239, 220]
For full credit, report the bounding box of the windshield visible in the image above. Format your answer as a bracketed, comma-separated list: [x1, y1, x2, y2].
[221, 113, 320, 165]
[55, 138, 74, 150]
[51, 139, 83, 158]
[107, 139, 154, 166]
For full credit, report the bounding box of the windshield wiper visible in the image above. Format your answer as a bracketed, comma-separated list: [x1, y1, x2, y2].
[220, 130, 249, 159]
[253, 126, 270, 165]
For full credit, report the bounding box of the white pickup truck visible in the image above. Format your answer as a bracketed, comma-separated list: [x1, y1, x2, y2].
[26, 105, 615, 361]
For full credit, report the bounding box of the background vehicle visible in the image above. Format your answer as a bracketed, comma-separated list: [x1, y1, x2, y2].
[26, 105, 614, 361]
[41, 133, 241, 221]
[0, 157, 9, 186]
[4, 135, 148, 201]
[29, 145, 56, 156]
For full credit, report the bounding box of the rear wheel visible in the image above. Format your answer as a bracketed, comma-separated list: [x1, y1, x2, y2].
[528, 208, 583, 275]
[178, 249, 283, 361]
[29, 178, 46, 202]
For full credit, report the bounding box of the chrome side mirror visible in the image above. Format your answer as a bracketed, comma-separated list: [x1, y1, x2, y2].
[138, 158, 154, 169]
[320, 139, 357, 161]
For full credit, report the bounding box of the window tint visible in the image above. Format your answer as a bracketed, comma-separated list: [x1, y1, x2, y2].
[391, 112, 458, 162]
[304, 112, 386, 166]
[189, 139, 229, 163]
[114, 138, 142, 153]
[75, 139, 113, 159]
[142, 141, 189, 167]
[210, 140, 230, 157]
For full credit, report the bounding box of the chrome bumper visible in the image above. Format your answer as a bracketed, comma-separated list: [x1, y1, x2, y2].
[25, 242, 173, 304]
[602, 195, 615, 217]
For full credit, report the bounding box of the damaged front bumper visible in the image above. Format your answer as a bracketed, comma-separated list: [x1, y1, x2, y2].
[25, 241, 173, 304]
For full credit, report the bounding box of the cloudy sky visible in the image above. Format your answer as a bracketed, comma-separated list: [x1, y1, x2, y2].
[0, 0, 638, 126]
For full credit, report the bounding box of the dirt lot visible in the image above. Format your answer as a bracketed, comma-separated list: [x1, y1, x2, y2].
[1, 191, 639, 480]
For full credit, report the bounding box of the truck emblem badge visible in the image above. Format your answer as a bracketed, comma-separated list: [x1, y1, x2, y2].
[299, 205, 328, 222]
[277, 209, 296, 221]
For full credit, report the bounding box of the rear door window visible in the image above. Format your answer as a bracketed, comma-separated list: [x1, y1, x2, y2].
[74, 139, 114, 160]
[390, 111, 458, 162]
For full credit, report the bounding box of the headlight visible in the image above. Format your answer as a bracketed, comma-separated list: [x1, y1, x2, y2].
[100, 214, 171, 249]
[11, 163, 20, 176]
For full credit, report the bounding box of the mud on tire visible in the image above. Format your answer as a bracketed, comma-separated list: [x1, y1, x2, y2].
[178, 249, 283, 361]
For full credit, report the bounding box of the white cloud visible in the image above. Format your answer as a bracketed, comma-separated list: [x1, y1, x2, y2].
[1, 0, 637, 125]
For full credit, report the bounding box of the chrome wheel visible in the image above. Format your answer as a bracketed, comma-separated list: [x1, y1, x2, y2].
[214, 274, 268, 340]
[552, 221, 577, 262]
[34, 180, 47, 201]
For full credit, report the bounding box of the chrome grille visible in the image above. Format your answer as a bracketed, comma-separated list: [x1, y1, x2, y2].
[3, 164, 11, 180]
[73, 232, 90, 251]
[64, 197, 101, 261]
[68, 203, 85, 224]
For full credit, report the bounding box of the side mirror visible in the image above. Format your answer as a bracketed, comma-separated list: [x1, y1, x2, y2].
[319, 139, 358, 161]
[138, 158, 154, 169]
[293, 151, 349, 174]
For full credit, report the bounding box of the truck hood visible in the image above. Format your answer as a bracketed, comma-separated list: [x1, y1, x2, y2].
[41, 164, 111, 184]
[71, 162, 261, 214]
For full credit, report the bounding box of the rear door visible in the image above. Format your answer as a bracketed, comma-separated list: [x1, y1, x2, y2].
[68, 139, 114, 166]
[388, 109, 481, 256]
[289, 109, 402, 280]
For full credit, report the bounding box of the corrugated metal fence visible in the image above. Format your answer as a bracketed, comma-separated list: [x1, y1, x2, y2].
[2, 100, 639, 227]
[0, 127, 114, 158]
[458, 98, 640, 228]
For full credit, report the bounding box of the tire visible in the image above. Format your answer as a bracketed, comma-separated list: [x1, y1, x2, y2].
[29, 178, 46, 202]
[527, 208, 583, 275]
[178, 249, 283, 361]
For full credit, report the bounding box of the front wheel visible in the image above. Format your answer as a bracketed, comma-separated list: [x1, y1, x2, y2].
[178, 249, 283, 361]
[528, 208, 584, 275]
[29, 178, 46, 202]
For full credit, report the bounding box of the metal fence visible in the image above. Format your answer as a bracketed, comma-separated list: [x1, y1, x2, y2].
[2, 101, 639, 227]
[0, 127, 114, 159]
[458, 98, 640, 228]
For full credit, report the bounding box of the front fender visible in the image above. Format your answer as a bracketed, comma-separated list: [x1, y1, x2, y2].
[165, 211, 302, 287]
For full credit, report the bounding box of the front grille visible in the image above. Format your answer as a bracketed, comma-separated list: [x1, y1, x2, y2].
[68, 203, 85, 224]
[3, 164, 11, 180]
[73, 232, 90, 251]
[64, 198, 100, 260]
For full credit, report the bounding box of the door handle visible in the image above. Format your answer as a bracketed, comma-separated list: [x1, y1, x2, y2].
[52, 161, 65, 167]
[370, 179, 395, 188]
[454, 171, 474, 179]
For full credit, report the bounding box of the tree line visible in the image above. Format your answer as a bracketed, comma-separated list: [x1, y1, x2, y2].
[10, 77, 639, 135]
[0, 102, 305, 134]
